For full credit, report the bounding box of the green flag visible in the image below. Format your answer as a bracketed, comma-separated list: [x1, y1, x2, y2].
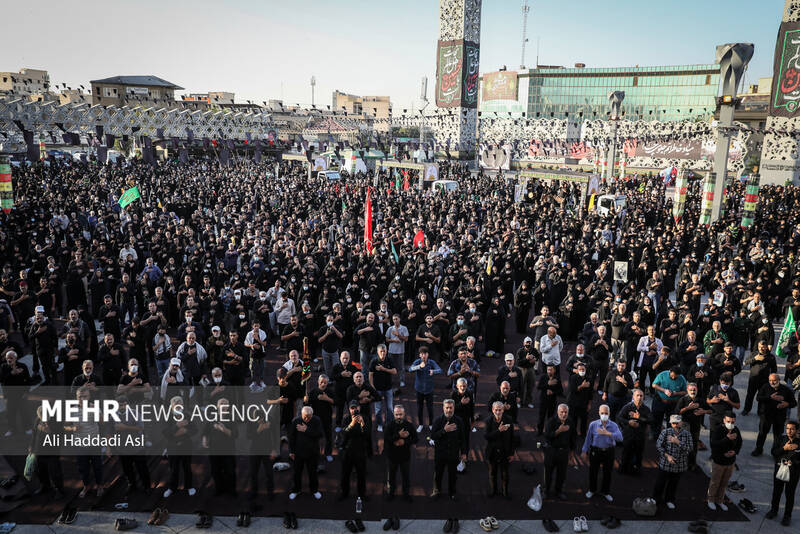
[390, 240, 399, 263]
[341, 199, 347, 211]
[118, 186, 141, 208]
[776, 308, 797, 359]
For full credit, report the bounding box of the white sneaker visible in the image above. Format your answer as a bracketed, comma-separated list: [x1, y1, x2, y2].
[603, 494, 613, 502]
[289, 492, 298, 500]
[666, 502, 675, 510]
[579, 516, 588, 532]
[326, 455, 334, 462]
[249, 382, 258, 392]
[718, 503, 728, 511]
[377, 425, 383, 432]
[707, 501, 717, 511]
[335, 427, 342, 433]
[417, 425, 423, 433]
[573, 517, 581, 533]
[457, 460, 466, 472]
[163, 488, 173, 498]
[527, 403, 534, 409]
[472, 427, 477, 433]
[400, 381, 405, 387]
[428, 425, 432, 431]
[313, 492, 322, 500]
[188, 488, 196, 496]
[585, 491, 594, 499]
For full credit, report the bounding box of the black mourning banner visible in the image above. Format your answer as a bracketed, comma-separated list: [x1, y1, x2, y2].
[105, 134, 115, 148]
[97, 146, 108, 164]
[179, 148, 188, 164]
[156, 128, 164, 138]
[95, 125, 104, 139]
[770, 20, 800, 117]
[220, 148, 230, 166]
[254, 149, 261, 163]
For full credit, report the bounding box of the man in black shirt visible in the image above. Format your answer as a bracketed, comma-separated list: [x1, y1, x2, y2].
[743, 340, 777, 415]
[497, 353, 523, 393]
[753, 374, 797, 456]
[602, 359, 634, 421]
[306, 374, 335, 462]
[488, 381, 519, 424]
[288, 406, 324, 500]
[222, 330, 248, 387]
[567, 361, 593, 439]
[331, 351, 358, 430]
[537, 364, 563, 434]
[516, 336, 540, 408]
[431, 399, 465, 500]
[316, 313, 343, 377]
[356, 312, 380, 371]
[617, 388, 651, 475]
[383, 404, 418, 501]
[675, 382, 712, 470]
[415, 314, 442, 363]
[485, 400, 515, 499]
[707, 372, 741, 431]
[280, 315, 304, 356]
[339, 401, 369, 500]
[706, 412, 741, 510]
[543, 404, 577, 499]
[98, 333, 125, 386]
[368, 344, 397, 432]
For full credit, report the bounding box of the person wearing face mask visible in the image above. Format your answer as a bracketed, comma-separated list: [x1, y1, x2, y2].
[743, 340, 778, 415]
[652, 414, 692, 510]
[383, 404, 418, 502]
[317, 313, 344, 378]
[567, 362, 593, 439]
[117, 358, 152, 403]
[275, 292, 297, 336]
[581, 404, 623, 501]
[206, 366, 230, 404]
[706, 413, 741, 511]
[753, 374, 797, 456]
[707, 372, 741, 430]
[675, 382, 712, 471]
[516, 336, 541, 409]
[766, 420, 800, 526]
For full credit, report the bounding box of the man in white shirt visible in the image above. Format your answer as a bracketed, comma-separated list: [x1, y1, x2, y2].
[275, 293, 296, 334]
[540, 327, 564, 367]
[386, 314, 409, 390]
[244, 322, 269, 391]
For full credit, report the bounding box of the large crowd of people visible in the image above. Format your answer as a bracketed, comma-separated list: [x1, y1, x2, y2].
[1, 154, 800, 528]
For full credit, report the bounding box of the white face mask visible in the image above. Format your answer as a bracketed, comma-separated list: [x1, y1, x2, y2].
[578, 370, 586, 377]
[213, 376, 222, 384]
[239, 314, 246, 319]
[129, 365, 138, 374]
[599, 414, 609, 423]
[326, 321, 333, 327]
[724, 422, 735, 431]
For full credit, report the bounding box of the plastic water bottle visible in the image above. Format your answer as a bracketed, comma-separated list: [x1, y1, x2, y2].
[355, 496, 363, 515]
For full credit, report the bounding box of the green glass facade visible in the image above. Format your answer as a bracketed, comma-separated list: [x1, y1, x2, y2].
[526, 64, 720, 122]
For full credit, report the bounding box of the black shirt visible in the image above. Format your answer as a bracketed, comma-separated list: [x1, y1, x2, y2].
[368, 355, 395, 392]
[544, 415, 577, 449]
[384, 418, 418, 463]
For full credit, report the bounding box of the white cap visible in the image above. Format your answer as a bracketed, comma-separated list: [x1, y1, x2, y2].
[504, 353, 515, 361]
[35, 305, 45, 313]
[212, 325, 221, 332]
[523, 336, 532, 343]
[169, 358, 181, 366]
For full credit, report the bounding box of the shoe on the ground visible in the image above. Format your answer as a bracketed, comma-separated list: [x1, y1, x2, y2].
[687, 526, 707, 534]
[378, 425, 383, 432]
[781, 517, 791, 526]
[765, 510, 778, 519]
[585, 491, 593, 499]
[451, 518, 460, 533]
[383, 518, 393, 531]
[606, 517, 620, 529]
[236, 512, 244, 527]
[706, 501, 716, 511]
[417, 425, 424, 433]
[579, 516, 588, 532]
[313, 492, 322, 500]
[346, 520, 358, 533]
[284, 513, 292, 529]
[188, 487, 197, 496]
[327, 455, 334, 462]
[290, 512, 298, 529]
[666, 502, 675, 510]
[488, 516, 499, 529]
[750, 448, 762, 456]
[355, 518, 365, 532]
[392, 516, 400, 530]
[528, 403, 535, 408]
[148, 508, 161, 525]
[155, 509, 168, 526]
[114, 518, 138, 531]
[603, 493, 613, 502]
[573, 518, 581, 532]
[289, 492, 298, 500]
[335, 427, 342, 433]
[78, 486, 89, 498]
[478, 518, 490, 532]
[739, 499, 757, 513]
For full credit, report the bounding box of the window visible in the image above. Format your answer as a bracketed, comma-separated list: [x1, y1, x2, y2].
[103, 87, 115, 97]
[705, 75, 711, 85]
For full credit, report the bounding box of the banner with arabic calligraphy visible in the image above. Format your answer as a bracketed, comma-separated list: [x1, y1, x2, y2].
[435, 40, 479, 109]
[482, 71, 518, 102]
[741, 177, 760, 228]
[698, 173, 716, 226]
[436, 40, 464, 108]
[672, 169, 688, 221]
[770, 21, 800, 117]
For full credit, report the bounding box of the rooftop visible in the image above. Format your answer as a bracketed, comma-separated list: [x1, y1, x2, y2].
[89, 75, 183, 89]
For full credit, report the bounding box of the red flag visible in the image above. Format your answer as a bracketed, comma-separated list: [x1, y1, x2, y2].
[402, 170, 410, 191]
[413, 230, 426, 248]
[364, 187, 373, 255]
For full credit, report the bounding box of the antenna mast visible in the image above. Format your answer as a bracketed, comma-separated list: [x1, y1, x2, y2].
[520, 1, 530, 69]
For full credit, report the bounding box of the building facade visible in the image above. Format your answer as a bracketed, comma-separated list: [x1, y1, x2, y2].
[0, 68, 50, 97]
[331, 91, 392, 132]
[184, 91, 235, 105]
[89, 75, 183, 107]
[524, 64, 720, 122]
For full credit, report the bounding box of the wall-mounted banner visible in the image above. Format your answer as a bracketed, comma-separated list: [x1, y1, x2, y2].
[770, 20, 800, 117]
[435, 39, 480, 109]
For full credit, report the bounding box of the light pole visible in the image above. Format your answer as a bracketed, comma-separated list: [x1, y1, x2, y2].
[419, 76, 428, 161]
[606, 91, 625, 182]
[710, 43, 753, 223]
[310, 76, 316, 108]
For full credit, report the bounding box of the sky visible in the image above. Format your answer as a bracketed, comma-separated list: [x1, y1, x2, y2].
[0, 0, 785, 112]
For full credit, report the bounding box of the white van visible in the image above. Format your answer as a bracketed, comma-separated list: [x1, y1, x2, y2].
[432, 179, 458, 193]
[597, 194, 626, 217]
[318, 170, 341, 181]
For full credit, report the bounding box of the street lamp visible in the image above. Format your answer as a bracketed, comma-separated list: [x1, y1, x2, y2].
[311, 76, 316, 108]
[606, 91, 625, 182]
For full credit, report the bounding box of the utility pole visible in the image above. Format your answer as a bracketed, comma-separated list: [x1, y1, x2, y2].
[520, 1, 530, 69]
[311, 76, 316, 108]
[419, 76, 428, 160]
